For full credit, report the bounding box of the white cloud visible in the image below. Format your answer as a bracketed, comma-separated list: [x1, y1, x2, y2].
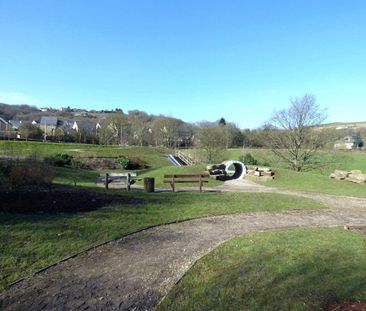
[0, 92, 39, 105]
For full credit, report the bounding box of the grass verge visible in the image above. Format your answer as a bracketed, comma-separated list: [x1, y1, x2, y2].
[262, 168, 366, 198]
[0, 192, 324, 292]
[158, 227, 366, 311]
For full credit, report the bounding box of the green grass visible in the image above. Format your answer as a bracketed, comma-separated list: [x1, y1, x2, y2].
[262, 168, 366, 198]
[226, 148, 366, 175]
[0, 192, 324, 292]
[0, 141, 171, 167]
[158, 227, 366, 311]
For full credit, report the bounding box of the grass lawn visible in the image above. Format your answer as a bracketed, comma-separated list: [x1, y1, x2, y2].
[0, 192, 324, 292]
[262, 168, 366, 198]
[158, 227, 366, 311]
[225, 148, 366, 175]
[0, 141, 171, 167]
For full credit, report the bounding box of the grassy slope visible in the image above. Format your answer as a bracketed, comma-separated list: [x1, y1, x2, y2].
[225, 148, 366, 174]
[263, 168, 366, 198]
[0, 141, 171, 167]
[158, 228, 366, 311]
[0, 192, 324, 291]
[225, 148, 366, 198]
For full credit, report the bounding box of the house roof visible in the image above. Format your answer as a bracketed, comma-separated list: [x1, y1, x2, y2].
[0, 116, 9, 125]
[9, 120, 23, 128]
[40, 116, 58, 126]
[59, 119, 74, 129]
[74, 120, 98, 132]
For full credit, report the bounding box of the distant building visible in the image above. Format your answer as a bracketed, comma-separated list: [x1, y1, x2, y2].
[8, 120, 23, 130]
[334, 136, 355, 150]
[40, 116, 58, 135]
[72, 120, 101, 134]
[0, 115, 11, 132]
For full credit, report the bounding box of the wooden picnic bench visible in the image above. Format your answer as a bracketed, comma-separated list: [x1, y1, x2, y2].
[98, 173, 141, 191]
[163, 173, 209, 192]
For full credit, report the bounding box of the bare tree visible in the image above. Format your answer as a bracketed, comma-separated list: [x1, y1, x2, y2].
[267, 94, 327, 171]
[198, 125, 226, 162]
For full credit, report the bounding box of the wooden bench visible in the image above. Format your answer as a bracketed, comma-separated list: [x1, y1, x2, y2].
[98, 173, 141, 191]
[163, 173, 209, 192]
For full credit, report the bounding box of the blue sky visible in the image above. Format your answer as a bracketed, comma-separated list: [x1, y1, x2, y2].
[0, 0, 365, 128]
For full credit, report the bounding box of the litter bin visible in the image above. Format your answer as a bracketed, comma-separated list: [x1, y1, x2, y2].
[144, 177, 155, 193]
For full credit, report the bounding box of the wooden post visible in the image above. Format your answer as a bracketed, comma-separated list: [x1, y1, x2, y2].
[105, 173, 109, 190]
[127, 173, 131, 191]
[199, 174, 202, 192]
[172, 175, 175, 192]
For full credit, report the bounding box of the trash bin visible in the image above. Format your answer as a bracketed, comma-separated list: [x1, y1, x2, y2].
[144, 177, 155, 193]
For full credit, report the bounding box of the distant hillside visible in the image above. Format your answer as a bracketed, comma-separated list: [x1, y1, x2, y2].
[0, 103, 40, 120]
[319, 121, 366, 130]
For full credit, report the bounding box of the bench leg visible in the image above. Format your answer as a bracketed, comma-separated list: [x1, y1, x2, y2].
[127, 174, 131, 191]
[105, 173, 109, 190]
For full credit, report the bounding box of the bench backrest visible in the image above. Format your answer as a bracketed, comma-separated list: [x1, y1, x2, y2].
[100, 172, 137, 178]
[164, 173, 209, 179]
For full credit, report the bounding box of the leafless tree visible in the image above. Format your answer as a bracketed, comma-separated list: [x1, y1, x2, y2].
[198, 125, 227, 162]
[267, 94, 327, 171]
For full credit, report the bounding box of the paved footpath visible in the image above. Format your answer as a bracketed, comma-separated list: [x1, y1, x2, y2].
[1, 180, 366, 311]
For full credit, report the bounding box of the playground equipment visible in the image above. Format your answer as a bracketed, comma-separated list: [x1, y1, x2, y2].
[206, 160, 247, 180]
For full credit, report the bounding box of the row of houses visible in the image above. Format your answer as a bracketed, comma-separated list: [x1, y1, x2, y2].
[0, 115, 102, 139]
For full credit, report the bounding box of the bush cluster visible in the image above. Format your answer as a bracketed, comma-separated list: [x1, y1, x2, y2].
[45, 153, 74, 167]
[239, 153, 258, 165]
[117, 155, 146, 169]
[0, 160, 55, 189]
[116, 155, 130, 169]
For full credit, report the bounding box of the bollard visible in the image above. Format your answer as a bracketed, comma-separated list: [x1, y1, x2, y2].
[144, 177, 155, 193]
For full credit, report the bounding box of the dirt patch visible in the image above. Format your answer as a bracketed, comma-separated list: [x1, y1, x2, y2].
[0, 186, 143, 213]
[326, 301, 366, 311]
[351, 227, 366, 236]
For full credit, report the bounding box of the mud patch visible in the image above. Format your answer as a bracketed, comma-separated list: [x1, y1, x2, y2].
[0, 186, 143, 213]
[326, 301, 366, 311]
[351, 226, 366, 236]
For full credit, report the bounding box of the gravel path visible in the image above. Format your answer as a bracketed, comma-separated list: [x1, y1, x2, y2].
[2, 181, 366, 311]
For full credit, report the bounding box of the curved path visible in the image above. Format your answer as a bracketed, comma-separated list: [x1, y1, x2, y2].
[2, 181, 366, 311]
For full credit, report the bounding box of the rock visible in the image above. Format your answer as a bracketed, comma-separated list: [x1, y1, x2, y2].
[330, 169, 366, 185]
[334, 170, 350, 178]
[351, 170, 362, 175]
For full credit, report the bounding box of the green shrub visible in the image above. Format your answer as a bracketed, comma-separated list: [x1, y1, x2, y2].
[116, 155, 147, 169]
[116, 155, 130, 169]
[45, 153, 73, 167]
[239, 153, 258, 165]
[127, 156, 147, 169]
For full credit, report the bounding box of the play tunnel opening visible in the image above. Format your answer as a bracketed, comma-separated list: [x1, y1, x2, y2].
[222, 160, 247, 180]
